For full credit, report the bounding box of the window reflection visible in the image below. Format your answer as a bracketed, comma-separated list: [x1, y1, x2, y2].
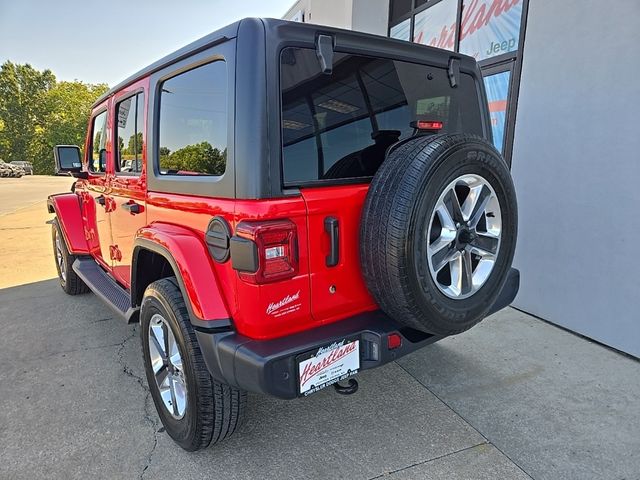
[158, 61, 227, 176]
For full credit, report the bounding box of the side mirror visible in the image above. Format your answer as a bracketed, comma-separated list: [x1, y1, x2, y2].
[53, 145, 87, 178]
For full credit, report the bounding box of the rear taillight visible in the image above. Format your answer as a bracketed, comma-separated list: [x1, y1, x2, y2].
[231, 219, 298, 284]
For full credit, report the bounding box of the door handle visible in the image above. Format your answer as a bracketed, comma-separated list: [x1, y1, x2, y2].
[324, 216, 339, 267]
[95, 195, 106, 206]
[121, 201, 142, 215]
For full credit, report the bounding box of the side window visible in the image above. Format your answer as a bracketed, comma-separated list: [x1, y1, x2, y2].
[116, 92, 145, 173]
[89, 110, 108, 173]
[158, 61, 227, 176]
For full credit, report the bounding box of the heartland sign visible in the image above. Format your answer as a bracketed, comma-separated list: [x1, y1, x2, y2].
[412, 0, 522, 62]
[298, 340, 360, 395]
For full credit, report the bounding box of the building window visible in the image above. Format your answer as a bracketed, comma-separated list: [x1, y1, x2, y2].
[459, 0, 524, 61]
[158, 60, 228, 176]
[390, 0, 413, 24]
[388, 0, 527, 160]
[483, 70, 511, 151]
[390, 18, 411, 41]
[413, 0, 458, 51]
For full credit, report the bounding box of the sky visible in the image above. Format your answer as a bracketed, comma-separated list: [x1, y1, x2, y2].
[0, 0, 295, 86]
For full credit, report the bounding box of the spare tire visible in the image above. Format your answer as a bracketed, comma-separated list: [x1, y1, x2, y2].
[360, 134, 517, 335]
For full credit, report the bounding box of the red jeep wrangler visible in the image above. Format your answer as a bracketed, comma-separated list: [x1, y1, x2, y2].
[49, 18, 518, 451]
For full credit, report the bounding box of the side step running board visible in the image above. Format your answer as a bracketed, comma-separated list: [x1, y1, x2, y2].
[72, 258, 139, 323]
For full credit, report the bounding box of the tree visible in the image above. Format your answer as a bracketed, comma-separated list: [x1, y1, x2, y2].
[127, 132, 143, 155]
[0, 61, 108, 174]
[42, 80, 108, 174]
[0, 62, 55, 169]
[160, 142, 226, 175]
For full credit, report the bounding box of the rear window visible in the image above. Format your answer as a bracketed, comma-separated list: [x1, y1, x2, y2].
[280, 47, 484, 185]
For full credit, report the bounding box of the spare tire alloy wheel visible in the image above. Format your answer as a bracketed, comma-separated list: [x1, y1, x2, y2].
[360, 134, 517, 336]
[427, 174, 502, 299]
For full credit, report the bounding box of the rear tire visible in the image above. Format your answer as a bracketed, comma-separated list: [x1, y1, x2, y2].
[360, 134, 517, 335]
[51, 219, 89, 295]
[141, 278, 247, 451]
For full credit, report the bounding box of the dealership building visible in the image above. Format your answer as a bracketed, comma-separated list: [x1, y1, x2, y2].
[283, 0, 640, 357]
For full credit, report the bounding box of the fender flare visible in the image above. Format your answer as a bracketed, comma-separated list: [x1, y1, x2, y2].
[132, 223, 232, 331]
[47, 193, 89, 255]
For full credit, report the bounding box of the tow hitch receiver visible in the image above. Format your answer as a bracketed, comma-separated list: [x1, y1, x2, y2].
[333, 378, 359, 395]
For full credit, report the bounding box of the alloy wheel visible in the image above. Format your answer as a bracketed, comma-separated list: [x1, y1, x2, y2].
[148, 313, 188, 419]
[426, 174, 502, 299]
[54, 229, 66, 282]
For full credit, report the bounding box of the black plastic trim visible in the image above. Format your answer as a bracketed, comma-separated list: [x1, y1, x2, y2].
[72, 258, 139, 323]
[196, 267, 520, 399]
[324, 216, 339, 267]
[206, 216, 232, 263]
[230, 236, 259, 273]
[131, 238, 234, 331]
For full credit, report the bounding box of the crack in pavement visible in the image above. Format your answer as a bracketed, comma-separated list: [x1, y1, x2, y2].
[367, 442, 489, 479]
[115, 326, 161, 480]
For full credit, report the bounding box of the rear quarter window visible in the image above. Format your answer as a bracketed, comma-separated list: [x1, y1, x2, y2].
[280, 47, 484, 186]
[157, 60, 228, 177]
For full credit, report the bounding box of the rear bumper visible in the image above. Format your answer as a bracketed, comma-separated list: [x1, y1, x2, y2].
[196, 268, 519, 399]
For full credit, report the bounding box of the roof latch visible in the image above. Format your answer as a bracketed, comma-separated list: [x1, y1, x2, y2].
[448, 57, 460, 88]
[316, 34, 334, 75]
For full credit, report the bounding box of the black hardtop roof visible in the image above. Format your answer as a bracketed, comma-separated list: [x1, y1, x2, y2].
[92, 19, 242, 107]
[93, 17, 475, 108]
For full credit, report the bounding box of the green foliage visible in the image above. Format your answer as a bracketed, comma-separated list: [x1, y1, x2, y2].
[0, 61, 108, 174]
[159, 142, 226, 175]
[127, 132, 143, 156]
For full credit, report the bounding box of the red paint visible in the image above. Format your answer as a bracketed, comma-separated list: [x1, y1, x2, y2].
[301, 185, 377, 324]
[48, 194, 90, 255]
[136, 223, 231, 321]
[53, 75, 378, 341]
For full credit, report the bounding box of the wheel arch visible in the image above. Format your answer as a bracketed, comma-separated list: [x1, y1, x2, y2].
[47, 193, 89, 255]
[132, 224, 233, 331]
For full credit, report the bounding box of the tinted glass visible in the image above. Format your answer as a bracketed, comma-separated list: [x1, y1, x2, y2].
[280, 48, 484, 185]
[459, 0, 523, 61]
[116, 93, 144, 173]
[158, 61, 227, 176]
[89, 110, 108, 172]
[413, 0, 458, 51]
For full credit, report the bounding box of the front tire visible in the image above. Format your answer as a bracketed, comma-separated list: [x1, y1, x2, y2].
[141, 278, 247, 451]
[51, 218, 89, 295]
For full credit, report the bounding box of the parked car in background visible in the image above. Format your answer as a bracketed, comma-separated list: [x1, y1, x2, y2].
[0, 161, 24, 178]
[10, 161, 33, 175]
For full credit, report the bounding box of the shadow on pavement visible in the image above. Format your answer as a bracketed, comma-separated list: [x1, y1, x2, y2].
[1, 279, 514, 480]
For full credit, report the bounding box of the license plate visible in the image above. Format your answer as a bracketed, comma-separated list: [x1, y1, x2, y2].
[298, 339, 360, 396]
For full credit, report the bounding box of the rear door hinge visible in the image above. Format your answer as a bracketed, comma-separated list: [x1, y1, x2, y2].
[316, 34, 335, 75]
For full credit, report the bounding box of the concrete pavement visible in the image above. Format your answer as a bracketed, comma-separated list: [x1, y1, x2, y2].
[0, 176, 638, 479]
